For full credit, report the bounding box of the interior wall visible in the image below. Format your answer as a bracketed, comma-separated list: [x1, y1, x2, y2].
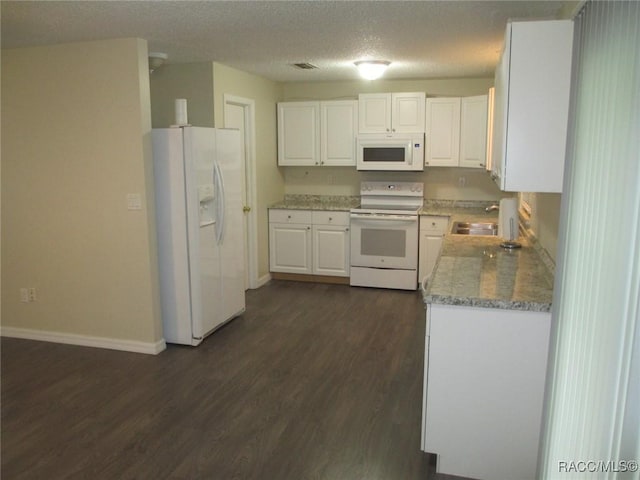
[212, 62, 284, 279]
[281, 77, 494, 101]
[150, 62, 214, 128]
[527, 193, 562, 262]
[1, 38, 163, 350]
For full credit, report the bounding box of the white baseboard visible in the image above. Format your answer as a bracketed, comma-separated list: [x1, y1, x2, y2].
[0, 326, 166, 355]
[254, 273, 272, 289]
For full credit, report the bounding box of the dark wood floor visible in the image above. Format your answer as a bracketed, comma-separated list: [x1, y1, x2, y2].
[2, 280, 469, 480]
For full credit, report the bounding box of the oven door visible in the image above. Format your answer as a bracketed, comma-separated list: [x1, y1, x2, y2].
[350, 212, 419, 270]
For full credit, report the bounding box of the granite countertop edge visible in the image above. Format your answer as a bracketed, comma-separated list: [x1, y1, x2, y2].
[418, 201, 555, 313]
[423, 293, 552, 313]
[269, 194, 360, 212]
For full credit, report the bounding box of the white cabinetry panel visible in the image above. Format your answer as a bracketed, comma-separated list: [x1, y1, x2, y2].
[425, 95, 488, 168]
[269, 209, 350, 277]
[359, 92, 425, 133]
[422, 304, 551, 480]
[320, 101, 358, 166]
[277, 102, 320, 166]
[492, 20, 573, 192]
[418, 216, 448, 285]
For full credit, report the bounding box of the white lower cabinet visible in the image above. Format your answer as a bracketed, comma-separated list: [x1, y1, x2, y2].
[311, 212, 350, 277]
[269, 209, 350, 277]
[418, 216, 448, 286]
[269, 210, 313, 273]
[422, 303, 551, 480]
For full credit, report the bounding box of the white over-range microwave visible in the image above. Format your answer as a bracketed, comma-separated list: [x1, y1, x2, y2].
[356, 133, 424, 171]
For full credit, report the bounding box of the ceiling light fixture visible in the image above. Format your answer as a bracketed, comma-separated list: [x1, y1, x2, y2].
[148, 52, 168, 73]
[355, 60, 391, 80]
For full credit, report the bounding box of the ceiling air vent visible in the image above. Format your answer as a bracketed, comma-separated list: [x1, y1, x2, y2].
[291, 62, 318, 70]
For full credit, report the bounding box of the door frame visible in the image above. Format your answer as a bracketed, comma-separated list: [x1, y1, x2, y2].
[223, 94, 259, 289]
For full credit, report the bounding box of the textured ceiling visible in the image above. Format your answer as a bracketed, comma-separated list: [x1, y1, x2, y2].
[1, 0, 578, 82]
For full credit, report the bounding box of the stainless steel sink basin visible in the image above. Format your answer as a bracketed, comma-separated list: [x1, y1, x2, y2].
[451, 221, 498, 236]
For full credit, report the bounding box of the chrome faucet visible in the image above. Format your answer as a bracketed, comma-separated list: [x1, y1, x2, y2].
[485, 204, 499, 212]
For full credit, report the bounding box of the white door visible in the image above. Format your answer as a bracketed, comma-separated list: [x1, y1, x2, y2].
[224, 95, 257, 290]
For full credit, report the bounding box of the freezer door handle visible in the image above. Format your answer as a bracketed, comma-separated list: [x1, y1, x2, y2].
[213, 161, 225, 245]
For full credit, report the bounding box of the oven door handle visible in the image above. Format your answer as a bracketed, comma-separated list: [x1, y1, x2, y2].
[350, 213, 418, 223]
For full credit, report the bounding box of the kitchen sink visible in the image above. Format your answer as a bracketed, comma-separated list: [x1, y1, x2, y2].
[451, 221, 498, 236]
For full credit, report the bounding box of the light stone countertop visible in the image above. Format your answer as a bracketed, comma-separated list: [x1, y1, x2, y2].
[269, 194, 360, 212]
[268, 196, 554, 311]
[418, 199, 555, 312]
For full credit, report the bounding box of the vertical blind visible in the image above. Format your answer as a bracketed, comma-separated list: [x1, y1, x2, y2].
[540, 1, 640, 479]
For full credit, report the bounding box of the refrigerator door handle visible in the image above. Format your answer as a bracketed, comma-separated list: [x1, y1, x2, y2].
[213, 161, 225, 245]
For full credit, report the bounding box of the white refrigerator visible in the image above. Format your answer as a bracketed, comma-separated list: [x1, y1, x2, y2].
[152, 126, 245, 346]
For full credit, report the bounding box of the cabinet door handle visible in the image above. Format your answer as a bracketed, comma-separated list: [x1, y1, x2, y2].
[345, 227, 349, 232]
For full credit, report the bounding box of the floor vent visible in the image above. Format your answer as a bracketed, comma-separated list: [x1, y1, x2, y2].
[291, 62, 318, 70]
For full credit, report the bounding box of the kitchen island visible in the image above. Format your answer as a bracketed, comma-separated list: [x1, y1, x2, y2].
[420, 218, 555, 480]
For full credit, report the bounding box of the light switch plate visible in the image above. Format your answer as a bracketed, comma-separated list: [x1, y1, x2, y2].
[127, 193, 142, 210]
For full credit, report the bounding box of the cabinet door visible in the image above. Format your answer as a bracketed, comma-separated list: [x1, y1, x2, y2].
[358, 93, 392, 133]
[392, 92, 426, 133]
[419, 233, 444, 286]
[493, 20, 573, 192]
[485, 88, 495, 172]
[277, 102, 320, 166]
[425, 98, 461, 167]
[269, 223, 312, 273]
[492, 42, 509, 187]
[321, 100, 358, 166]
[312, 224, 350, 277]
[459, 95, 488, 169]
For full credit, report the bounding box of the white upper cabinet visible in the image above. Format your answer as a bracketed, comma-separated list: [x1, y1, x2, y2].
[459, 95, 489, 168]
[425, 98, 461, 167]
[425, 95, 488, 168]
[358, 92, 425, 133]
[491, 20, 573, 193]
[320, 100, 358, 166]
[277, 101, 320, 166]
[278, 100, 358, 167]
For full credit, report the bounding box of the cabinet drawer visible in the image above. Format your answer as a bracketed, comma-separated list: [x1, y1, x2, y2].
[311, 211, 350, 226]
[420, 216, 449, 234]
[269, 209, 313, 224]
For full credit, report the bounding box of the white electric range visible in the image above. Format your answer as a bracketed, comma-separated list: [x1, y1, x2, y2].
[349, 181, 424, 290]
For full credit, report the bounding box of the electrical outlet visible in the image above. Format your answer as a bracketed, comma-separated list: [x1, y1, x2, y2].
[28, 288, 37, 302]
[458, 176, 467, 188]
[20, 288, 29, 303]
